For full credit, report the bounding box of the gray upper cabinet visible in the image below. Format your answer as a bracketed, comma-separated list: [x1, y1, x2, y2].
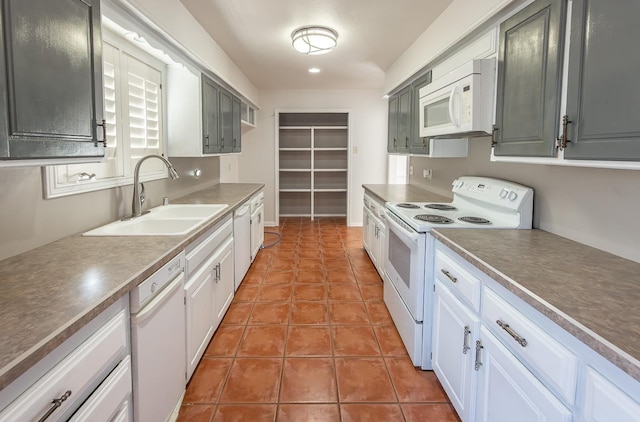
[218, 88, 233, 153]
[387, 86, 411, 154]
[201, 75, 220, 154]
[410, 72, 433, 154]
[0, 0, 105, 160]
[232, 95, 241, 153]
[493, 0, 565, 157]
[564, 0, 640, 160]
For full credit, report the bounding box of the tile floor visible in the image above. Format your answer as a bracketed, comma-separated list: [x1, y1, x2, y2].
[178, 217, 459, 422]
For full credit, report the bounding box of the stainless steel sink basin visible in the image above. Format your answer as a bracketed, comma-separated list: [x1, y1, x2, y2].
[83, 204, 228, 236]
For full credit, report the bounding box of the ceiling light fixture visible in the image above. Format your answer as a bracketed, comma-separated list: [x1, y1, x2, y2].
[308, 67, 321, 73]
[291, 26, 338, 55]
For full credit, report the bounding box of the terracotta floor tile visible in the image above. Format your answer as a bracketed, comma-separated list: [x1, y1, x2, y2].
[402, 404, 460, 422]
[347, 248, 368, 259]
[359, 283, 383, 301]
[386, 357, 449, 402]
[242, 272, 264, 285]
[298, 249, 323, 259]
[212, 405, 277, 422]
[322, 249, 349, 260]
[298, 258, 324, 270]
[293, 284, 327, 301]
[248, 302, 290, 325]
[219, 358, 282, 403]
[269, 258, 297, 271]
[296, 270, 325, 284]
[323, 259, 351, 271]
[221, 303, 253, 325]
[285, 326, 332, 356]
[325, 270, 357, 284]
[204, 325, 245, 357]
[256, 284, 292, 302]
[340, 404, 404, 422]
[327, 284, 362, 301]
[334, 357, 396, 402]
[183, 358, 232, 403]
[290, 302, 329, 325]
[355, 268, 383, 284]
[374, 325, 408, 356]
[332, 325, 381, 356]
[237, 326, 287, 357]
[234, 284, 260, 302]
[264, 270, 295, 284]
[177, 404, 215, 422]
[277, 241, 299, 250]
[366, 301, 394, 325]
[329, 302, 370, 324]
[280, 358, 338, 402]
[345, 240, 365, 249]
[299, 242, 321, 250]
[277, 404, 340, 421]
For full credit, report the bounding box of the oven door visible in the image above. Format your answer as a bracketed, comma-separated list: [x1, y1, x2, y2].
[384, 211, 426, 321]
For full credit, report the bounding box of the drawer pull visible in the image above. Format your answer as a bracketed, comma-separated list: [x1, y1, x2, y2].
[441, 269, 457, 283]
[474, 340, 483, 371]
[497, 320, 528, 347]
[462, 326, 471, 354]
[38, 390, 72, 422]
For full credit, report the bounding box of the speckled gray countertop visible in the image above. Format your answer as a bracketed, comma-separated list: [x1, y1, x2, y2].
[432, 228, 640, 382]
[363, 184, 451, 204]
[0, 183, 263, 391]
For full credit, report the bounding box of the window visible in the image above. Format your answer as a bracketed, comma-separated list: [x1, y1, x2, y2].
[44, 30, 167, 198]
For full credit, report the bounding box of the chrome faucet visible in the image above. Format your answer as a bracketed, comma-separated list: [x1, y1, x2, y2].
[131, 155, 179, 218]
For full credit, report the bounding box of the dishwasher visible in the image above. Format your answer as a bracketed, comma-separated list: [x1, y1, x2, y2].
[130, 251, 186, 422]
[233, 202, 251, 291]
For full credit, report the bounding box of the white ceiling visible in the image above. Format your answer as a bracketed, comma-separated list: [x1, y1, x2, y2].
[180, 0, 452, 90]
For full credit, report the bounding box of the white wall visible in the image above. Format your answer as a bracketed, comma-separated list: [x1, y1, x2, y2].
[237, 89, 388, 226]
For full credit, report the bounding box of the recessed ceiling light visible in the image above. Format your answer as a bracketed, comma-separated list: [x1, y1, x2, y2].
[308, 68, 321, 74]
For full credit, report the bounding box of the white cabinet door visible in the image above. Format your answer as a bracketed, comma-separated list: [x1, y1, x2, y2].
[476, 326, 572, 422]
[375, 220, 386, 277]
[583, 367, 640, 422]
[362, 207, 371, 252]
[250, 204, 264, 261]
[213, 237, 235, 326]
[432, 280, 479, 422]
[184, 255, 216, 381]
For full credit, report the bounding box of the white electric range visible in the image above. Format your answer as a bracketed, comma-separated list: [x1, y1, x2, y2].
[382, 176, 534, 368]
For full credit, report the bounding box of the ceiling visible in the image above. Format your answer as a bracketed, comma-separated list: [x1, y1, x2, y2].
[180, 0, 452, 90]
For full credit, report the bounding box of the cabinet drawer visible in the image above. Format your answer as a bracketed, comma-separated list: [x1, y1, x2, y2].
[185, 215, 232, 276]
[583, 367, 640, 422]
[0, 310, 128, 421]
[482, 287, 578, 403]
[434, 249, 481, 312]
[69, 356, 132, 422]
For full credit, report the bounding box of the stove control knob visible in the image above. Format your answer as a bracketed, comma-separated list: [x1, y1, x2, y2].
[499, 188, 509, 199]
[453, 179, 464, 188]
[508, 191, 518, 201]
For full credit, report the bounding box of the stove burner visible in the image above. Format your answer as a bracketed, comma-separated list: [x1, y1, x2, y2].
[424, 203, 457, 211]
[396, 203, 420, 209]
[414, 214, 454, 224]
[459, 216, 491, 225]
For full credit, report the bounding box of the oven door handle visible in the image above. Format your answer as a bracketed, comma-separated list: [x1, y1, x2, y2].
[385, 210, 420, 243]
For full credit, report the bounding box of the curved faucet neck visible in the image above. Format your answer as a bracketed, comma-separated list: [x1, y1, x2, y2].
[132, 155, 178, 217]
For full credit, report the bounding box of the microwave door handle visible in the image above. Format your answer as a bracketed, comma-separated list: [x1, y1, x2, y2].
[448, 86, 461, 127]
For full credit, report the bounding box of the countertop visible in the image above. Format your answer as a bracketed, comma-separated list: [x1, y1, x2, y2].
[431, 228, 640, 382]
[0, 183, 264, 391]
[362, 184, 451, 204]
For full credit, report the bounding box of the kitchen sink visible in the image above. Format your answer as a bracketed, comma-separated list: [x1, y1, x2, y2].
[83, 204, 228, 236]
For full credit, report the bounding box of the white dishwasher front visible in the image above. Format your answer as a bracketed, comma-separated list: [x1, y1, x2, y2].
[233, 202, 251, 291]
[130, 252, 186, 422]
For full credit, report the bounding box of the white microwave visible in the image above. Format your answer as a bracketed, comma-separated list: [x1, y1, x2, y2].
[418, 58, 495, 138]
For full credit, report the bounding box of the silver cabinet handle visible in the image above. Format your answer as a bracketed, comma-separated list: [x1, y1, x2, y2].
[441, 269, 457, 283]
[496, 320, 528, 347]
[474, 340, 483, 371]
[462, 326, 471, 354]
[38, 390, 72, 422]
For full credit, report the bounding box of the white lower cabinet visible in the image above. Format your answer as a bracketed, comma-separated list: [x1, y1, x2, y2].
[432, 280, 480, 422]
[0, 300, 130, 422]
[582, 367, 640, 422]
[184, 216, 235, 381]
[250, 191, 264, 261]
[362, 194, 386, 278]
[476, 326, 572, 422]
